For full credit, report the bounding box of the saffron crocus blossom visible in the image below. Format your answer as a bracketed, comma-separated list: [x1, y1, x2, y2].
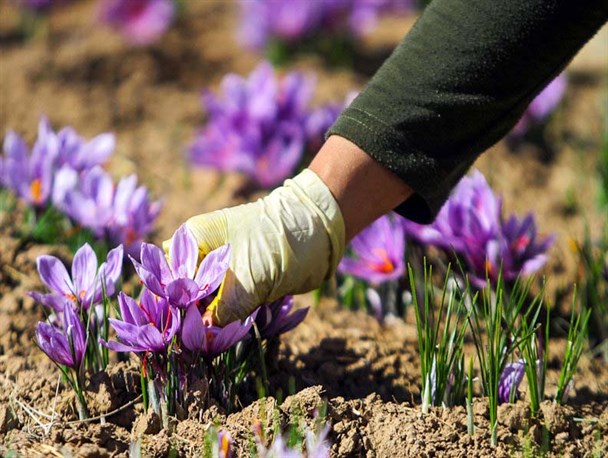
[102, 290, 180, 353]
[238, 0, 416, 51]
[99, 0, 175, 46]
[402, 169, 554, 287]
[498, 360, 525, 404]
[31, 244, 123, 312]
[256, 296, 309, 339]
[181, 303, 255, 359]
[511, 74, 567, 137]
[403, 170, 501, 253]
[189, 62, 314, 187]
[1, 117, 59, 207]
[132, 225, 229, 308]
[339, 213, 406, 284]
[36, 303, 86, 368]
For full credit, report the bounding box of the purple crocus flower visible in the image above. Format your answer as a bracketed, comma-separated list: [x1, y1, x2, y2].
[102, 290, 180, 353]
[498, 360, 525, 404]
[189, 62, 314, 187]
[403, 170, 501, 253]
[403, 169, 554, 287]
[255, 296, 309, 339]
[511, 74, 567, 137]
[181, 303, 255, 359]
[31, 243, 123, 312]
[99, 0, 175, 46]
[36, 302, 86, 368]
[1, 117, 59, 207]
[339, 213, 406, 284]
[132, 225, 229, 308]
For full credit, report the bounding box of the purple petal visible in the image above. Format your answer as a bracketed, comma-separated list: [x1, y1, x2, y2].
[36, 322, 73, 367]
[166, 277, 201, 308]
[71, 243, 98, 303]
[181, 304, 205, 352]
[130, 255, 167, 298]
[194, 244, 230, 296]
[37, 255, 74, 297]
[169, 225, 198, 279]
[28, 291, 73, 313]
[97, 244, 124, 298]
[139, 242, 172, 285]
[117, 292, 148, 326]
[208, 313, 256, 357]
[78, 133, 115, 168]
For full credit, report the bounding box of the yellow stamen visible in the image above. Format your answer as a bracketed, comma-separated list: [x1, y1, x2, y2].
[370, 248, 395, 273]
[31, 179, 42, 204]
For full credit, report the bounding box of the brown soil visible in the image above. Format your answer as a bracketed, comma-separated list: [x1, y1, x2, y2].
[1, 1, 607, 457]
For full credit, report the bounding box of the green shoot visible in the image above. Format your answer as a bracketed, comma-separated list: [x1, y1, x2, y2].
[555, 293, 591, 404]
[409, 261, 471, 413]
[517, 284, 549, 416]
[467, 272, 538, 446]
[466, 357, 475, 436]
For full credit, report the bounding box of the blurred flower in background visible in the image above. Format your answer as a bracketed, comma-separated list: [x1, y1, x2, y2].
[99, 0, 175, 46]
[1, 117, 162, 255]
[14, 0, 70, 12]
[189, 62, 318, 187]
[238, 0, 417, 52]
[510, 74, 567, 138]
[306, 91, 357, 151]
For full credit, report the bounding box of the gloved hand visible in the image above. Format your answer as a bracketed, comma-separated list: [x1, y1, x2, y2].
[165, 169, 345, 325]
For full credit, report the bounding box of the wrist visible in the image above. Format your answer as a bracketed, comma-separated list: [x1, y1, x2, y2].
[309, 135, 414, 241]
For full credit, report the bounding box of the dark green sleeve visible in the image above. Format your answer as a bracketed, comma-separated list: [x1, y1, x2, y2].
[328, 0, 608, 223]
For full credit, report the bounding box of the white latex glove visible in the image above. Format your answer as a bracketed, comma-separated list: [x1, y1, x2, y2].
[167, 169, 345, 325]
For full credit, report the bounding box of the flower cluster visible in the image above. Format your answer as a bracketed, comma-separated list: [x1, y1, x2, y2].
[31, 226, 310, 419]
[238, 0, 416, 51]
[98, 0, 175, 46]
[510, 74, 567, 138]
[403, 170, 555, 287]
[189, 62, 350, 188]
[101, 225, 308, 414]
[1, 117, 162, 254]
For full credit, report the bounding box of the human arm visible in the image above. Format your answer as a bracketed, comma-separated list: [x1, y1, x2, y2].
[175, 0, 607, 324]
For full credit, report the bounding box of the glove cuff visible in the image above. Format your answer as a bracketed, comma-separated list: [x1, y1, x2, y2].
[287, 169, 346, 277]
